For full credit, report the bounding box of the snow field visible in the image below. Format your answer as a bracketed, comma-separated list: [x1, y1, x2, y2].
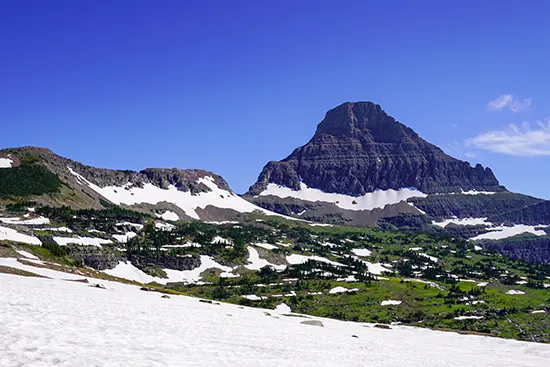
[1, 274, 548, 367]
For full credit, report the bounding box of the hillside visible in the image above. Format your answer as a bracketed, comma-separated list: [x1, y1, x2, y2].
[0, 146, 283, 222]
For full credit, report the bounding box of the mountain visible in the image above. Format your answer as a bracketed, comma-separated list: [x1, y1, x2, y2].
[248, 102, 504, 196]
[0, 146, 279, 222]
[246, 101, 550, 231]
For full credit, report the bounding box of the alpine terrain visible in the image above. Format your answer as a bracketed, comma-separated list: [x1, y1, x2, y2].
[1, 103, 550, 365]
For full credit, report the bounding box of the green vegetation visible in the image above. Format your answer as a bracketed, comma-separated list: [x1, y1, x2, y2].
[0, 164, 62, 199]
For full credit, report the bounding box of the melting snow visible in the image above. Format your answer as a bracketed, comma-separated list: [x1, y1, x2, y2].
[0, 216, 50, 225]
[0, 226, 41, 245]
[0, 157, 13, 168]
[116, 222, 144, 230]
[329, 286, 358, 294]
[15, 250, 39, 260]
[112, 232, 137, 243]
[245, 247, 286, 271]
[43, 226, 73, 233]
[286, 254, 344, 267]
[259, 183, 427, 211]
[103, 261, 165, 284]
[254, 243, 278, 250]
[506, 290, 525, 295]
[470, 225, 549, 241]
[351, 248, 372, 257]
[274, 303, 291, 313]
[53, 236, 112, 247]
[432, 217, 490, 228]
[156, 211, 180, 221]
[381, 300, 402, 306]
[454, 316, 484, 320]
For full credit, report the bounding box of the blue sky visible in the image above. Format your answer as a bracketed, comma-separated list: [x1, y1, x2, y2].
[1, 1, 549, 197]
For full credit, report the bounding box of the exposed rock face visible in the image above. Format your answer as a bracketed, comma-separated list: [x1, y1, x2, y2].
[128, 254, 201, 271]
[248, 102, 505, 196]
[483, 238, 550, 264]
[488, 201, 550, 225]
[65, 245, 123, 270]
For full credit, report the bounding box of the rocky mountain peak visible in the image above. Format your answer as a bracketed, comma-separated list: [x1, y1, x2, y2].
[248, 101, 505, 196]
[314, 101, 416, 142]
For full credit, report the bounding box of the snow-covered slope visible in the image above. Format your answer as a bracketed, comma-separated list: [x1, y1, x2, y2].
[1, 273, 548, 367]
[68, 166, 288, 221]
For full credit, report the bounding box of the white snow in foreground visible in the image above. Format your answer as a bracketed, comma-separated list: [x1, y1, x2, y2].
[254, 242, 278, 250]
[245, 247, 286, 271]
[0, 226, 41, 245]
[15, 250, 39, 260]
[0, 216, 50, 225]
[259, 183, 427, 211]
[53, 236, 112, 247]
[1, 274, 549, 367]
[351, 248, 372, 257]
[156, 211, 180, 221]
[0, 157, 13, 168]
[381, 300, 402, 306]
[470, 224, 549, 241]
[286, 254, 344, 267]
[532, 310, 546, 314]
[506, 290, 526, 295]
[432, 217, 490, 228]
[112, 232, 137, 243]
[454, 316, 484, 320]
[68, 167, 290, 220]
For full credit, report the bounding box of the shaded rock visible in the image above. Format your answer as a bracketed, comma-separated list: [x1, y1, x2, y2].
[374, 324, 392, 330]
[301, 320, 324, 327]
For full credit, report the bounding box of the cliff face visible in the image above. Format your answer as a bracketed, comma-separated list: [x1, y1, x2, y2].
[249, 102, 505, 196]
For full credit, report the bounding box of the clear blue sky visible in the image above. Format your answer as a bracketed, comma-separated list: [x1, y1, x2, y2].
[1, 0, 549, 198]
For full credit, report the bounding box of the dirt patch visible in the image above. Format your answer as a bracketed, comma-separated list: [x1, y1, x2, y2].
[0, 265, 46, 278]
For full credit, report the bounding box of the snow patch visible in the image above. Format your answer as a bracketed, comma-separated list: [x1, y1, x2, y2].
[470, 224, 549, 241]
[351, 248, 372, 257]
[15, 250, 39, 260]
[505, 290, 525, 295]
[112, 232, 137, 243]
[0, 216, 50, 225]
[381, 300, 402, 306]
[259, 183, 427, 211]
[254, 243, 278, 250]
[0, 157, 13, 168]
[454, 316, 484, 320]
[0, 226, 41, 245]
[245, 247, 286, 271]
[432, 217, 490, 228]
[54, 236, 112, 247]
[286, 254, 344, 267]
[329, 286, 358, 294]
[156, 211, 180, 221]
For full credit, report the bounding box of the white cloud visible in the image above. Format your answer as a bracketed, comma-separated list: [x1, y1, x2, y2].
[466, 121, 550, 156]
[487, 94, 532, 112]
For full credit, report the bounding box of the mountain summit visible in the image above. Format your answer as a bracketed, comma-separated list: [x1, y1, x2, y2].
[249, 101, 504, 196]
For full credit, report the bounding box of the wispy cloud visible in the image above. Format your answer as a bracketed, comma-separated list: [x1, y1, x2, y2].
[487, 94, 532, 112]
[466, 121, 550, 156]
